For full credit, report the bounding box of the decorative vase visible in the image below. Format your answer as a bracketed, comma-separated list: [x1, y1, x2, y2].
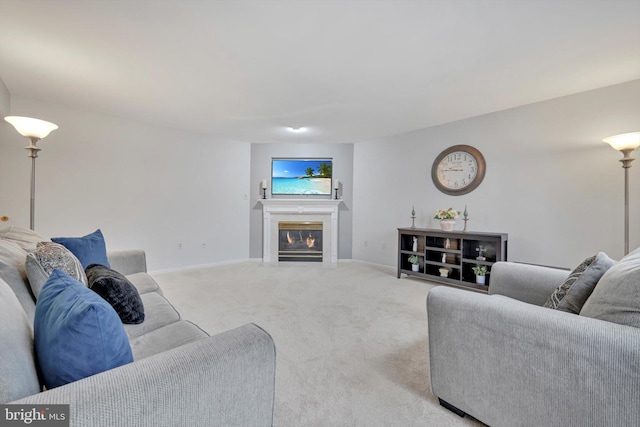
[439, 219, 455, 231]
[439, 267, 449, 277]
[476, 275, 486, 285]
[412, 264, 419, 272]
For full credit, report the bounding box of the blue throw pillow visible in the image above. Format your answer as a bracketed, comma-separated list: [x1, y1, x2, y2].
[52, 229, 110, 269]
[34, 269, 133, 389]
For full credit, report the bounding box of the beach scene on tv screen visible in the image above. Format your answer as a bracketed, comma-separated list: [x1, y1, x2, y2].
[272, 159, 332, 195]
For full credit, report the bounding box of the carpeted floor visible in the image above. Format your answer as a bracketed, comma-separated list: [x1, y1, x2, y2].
[154, 261, 484, 427]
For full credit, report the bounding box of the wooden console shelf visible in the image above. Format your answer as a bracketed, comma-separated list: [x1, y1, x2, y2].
[397, 227, 508, 292]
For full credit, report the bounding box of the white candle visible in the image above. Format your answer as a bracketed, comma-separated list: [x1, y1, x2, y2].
[261, 179, 267, 189]
[334, 179, 340, 189]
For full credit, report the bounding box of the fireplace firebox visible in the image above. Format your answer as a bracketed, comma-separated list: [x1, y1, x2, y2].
[278, 222, 323, 262]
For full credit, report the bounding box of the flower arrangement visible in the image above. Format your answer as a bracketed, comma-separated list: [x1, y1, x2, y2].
[408, 255, 420, 265]
[472, 265, 488, 276]
[434, 208, 460, 221]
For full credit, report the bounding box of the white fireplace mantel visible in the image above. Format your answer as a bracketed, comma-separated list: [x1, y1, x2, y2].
[259, 199, 340, 264]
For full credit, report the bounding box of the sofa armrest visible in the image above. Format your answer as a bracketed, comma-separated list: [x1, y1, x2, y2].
[12, 323, 276, 427]
[107, 250, 147, 275]
[489, 261, 568, 305]
[427, 286, 640, 427]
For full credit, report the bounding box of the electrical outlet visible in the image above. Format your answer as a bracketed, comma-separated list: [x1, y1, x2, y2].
[177, 243, 182, 249]
[201, 243, 206, 249]
[364, 240, 368, 246]
[381, 242, 386, 249]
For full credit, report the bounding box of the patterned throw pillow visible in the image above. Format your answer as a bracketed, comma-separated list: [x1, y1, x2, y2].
[26, 242, 88, 298]
[543, 252, 615, 314]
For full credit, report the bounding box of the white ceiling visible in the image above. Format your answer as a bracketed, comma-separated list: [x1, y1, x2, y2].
[1, 0, 639, 144]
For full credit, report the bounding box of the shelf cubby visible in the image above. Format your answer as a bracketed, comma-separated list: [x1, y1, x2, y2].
[397, 228, 508, 293]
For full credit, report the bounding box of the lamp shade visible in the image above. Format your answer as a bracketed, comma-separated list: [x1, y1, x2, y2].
[4, 116, 58, 139]
[603, 132, 640, 151]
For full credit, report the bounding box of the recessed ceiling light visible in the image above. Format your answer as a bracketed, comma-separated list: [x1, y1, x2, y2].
[287, 126, 307, 133]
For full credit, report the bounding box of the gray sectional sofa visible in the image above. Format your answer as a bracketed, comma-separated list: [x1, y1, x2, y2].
[428, 255, 640, 427]
[0, 227, 276, 426]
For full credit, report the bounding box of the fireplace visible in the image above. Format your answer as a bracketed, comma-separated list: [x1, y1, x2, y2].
[278, 222, 323, 262]
[259, 199, 340, 265]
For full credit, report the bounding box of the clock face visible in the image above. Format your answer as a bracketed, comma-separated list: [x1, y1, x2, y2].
[431, 145, 486, 195]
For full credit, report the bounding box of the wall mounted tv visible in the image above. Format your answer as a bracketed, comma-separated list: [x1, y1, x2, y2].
[271, 158, 333, 196]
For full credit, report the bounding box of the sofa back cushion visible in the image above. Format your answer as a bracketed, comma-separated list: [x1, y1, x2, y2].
[0, 278, 41, 403]
[580, 247, 640, 328]
[0, 226, 47, 252]
[0, 240, 36, 321]
[35, 270, 133, 389]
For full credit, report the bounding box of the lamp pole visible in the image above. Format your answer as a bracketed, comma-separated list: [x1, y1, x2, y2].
[603, 132, 640, 256]
[620, 148, 634, 255]
[26, 138, 42, 230]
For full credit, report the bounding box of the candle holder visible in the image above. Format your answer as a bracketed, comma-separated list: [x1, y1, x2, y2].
[334, 188, 339, 200]
[462, 204, 469, 232]
[261, 187, 267, 199]
[410, 206, 416, 229]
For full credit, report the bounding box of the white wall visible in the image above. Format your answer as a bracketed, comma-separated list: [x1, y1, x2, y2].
[249, 143, 354, 259]
[0, 96, 251, 271]
[353, 80, 640, 268]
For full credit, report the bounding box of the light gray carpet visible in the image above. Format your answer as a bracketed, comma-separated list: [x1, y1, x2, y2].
[155, 261, 484, 426]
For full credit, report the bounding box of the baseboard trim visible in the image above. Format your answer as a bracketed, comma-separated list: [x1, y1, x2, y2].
[150, 258, 251, 274]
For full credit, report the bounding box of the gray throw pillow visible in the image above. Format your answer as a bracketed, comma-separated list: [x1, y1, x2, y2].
[580, 247, 640, 328]
[26, 242, 88, 298]
[543, 252, 615, 314]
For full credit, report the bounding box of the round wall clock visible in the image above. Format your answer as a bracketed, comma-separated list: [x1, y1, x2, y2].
[431, 145, 486, 196]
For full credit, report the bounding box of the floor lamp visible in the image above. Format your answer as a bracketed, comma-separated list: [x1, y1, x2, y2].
[4, 116, 59, 230]
[603, 132, 640, 255]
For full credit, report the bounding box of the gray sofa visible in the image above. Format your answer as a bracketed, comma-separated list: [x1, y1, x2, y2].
[427, 260, 640, 427]
[0, 227, 276, 426]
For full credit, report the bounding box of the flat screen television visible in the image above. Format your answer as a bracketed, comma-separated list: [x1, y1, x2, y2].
[271, 158, 333, 196]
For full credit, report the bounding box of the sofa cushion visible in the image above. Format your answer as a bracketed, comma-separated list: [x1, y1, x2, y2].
[127, 272, 162, 295]
[26, 242, 88, 299]
[0, 240, 36, 321]
[129, 320, 209, 360]
[51, 229, 110, 269]
[123, 292, 180, 339]
[0, 226, 47, 252]
[543, 252, 615, 314]
[86, 264, 145, 324]
[35, 269, 133, 389]
[580, 247, 640, 328]
[0, 278, 41, 403]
